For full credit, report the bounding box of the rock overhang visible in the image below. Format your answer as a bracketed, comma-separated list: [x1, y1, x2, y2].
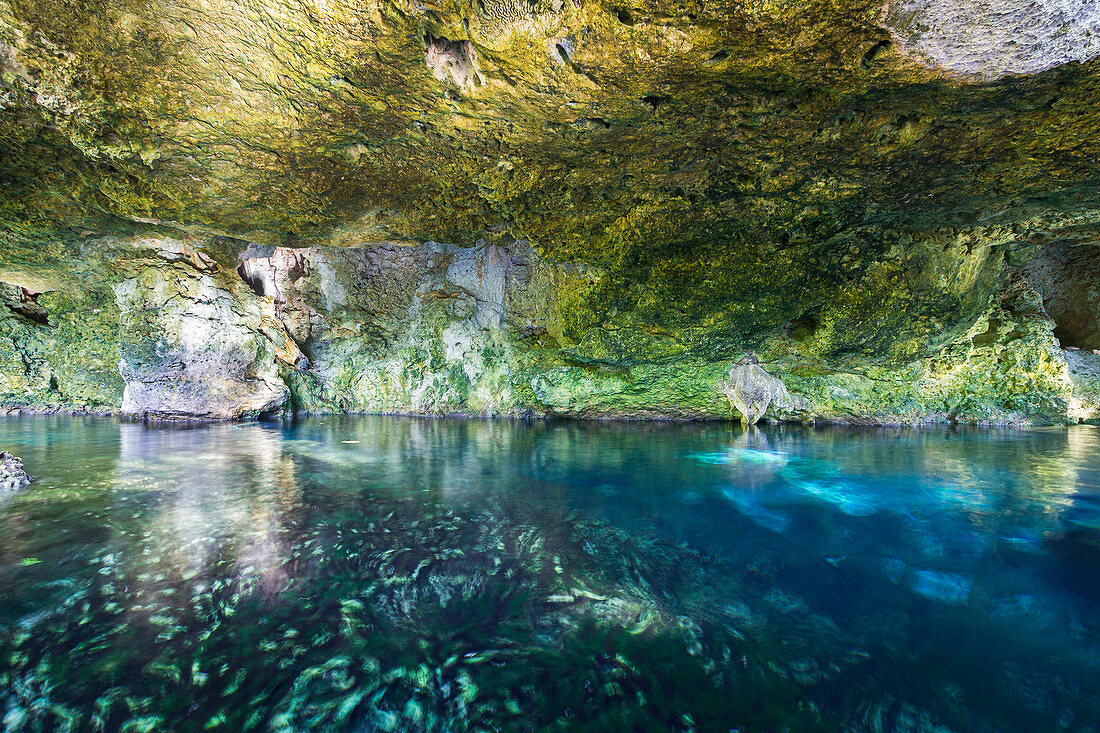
[0, 0, 1099, 423]
[0, 0, 1096, 246]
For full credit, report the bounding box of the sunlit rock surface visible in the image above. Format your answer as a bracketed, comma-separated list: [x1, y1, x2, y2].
[0, 0, 1099, 422]
[719, 356, 806, 424]
[886, 0, 1100, 79]
[0, 450, 30, 490]
[113, 243, 295, 419]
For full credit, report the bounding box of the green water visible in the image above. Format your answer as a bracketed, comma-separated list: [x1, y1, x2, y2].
[0, 416, 1098, 731]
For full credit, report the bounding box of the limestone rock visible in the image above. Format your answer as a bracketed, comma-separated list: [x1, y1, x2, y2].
[719, 356, 806, 425]
[113, 250, 293, 420]
[267, 239, 548, 417]
[0, 451, 32, 490]
[886, 0, 1100, 79]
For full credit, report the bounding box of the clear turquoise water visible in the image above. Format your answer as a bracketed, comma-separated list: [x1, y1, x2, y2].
[0, 416, 1097, 732]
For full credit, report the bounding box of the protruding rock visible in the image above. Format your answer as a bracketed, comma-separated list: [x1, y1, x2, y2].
[113, 248, 292, 420]
[0, 451, 32, 491]
[719, 355, 805, 425]
[424, 35, 484, 93]
[886, 0, 1100, 79]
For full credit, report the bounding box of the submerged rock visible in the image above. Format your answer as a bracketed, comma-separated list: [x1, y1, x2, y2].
[910, 570, 972, 604]
[0, 451, 32, 490]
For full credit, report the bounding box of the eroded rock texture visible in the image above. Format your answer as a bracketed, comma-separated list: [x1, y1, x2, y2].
[0, 450, 31, 490]
[886, 0, 1100, 79]
[0, 0, 1099, 423]
[113, 247, 295, 419]
[720, 356, 806, 425]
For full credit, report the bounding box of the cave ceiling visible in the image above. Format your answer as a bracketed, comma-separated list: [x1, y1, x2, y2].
[0, 0, 1099, 360]
[0, 0, 1095, 250]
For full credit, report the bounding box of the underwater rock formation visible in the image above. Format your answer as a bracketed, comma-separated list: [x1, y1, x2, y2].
[0, 451, 31, 490]
[0, 0, 1098, 423]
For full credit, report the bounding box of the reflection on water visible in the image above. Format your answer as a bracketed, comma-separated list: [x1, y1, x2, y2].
[0, 417, 1098, 731]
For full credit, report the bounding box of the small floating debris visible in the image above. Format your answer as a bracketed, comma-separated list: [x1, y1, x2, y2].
[341, 440, 361, 444]
[19, 557, 42, 566]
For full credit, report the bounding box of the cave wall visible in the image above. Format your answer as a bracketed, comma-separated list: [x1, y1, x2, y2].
[2, 231, 1098, 425]
[1, 0, 1099, 424]
[1023, 241, 1100, 352]
[113, 258, 295, 420]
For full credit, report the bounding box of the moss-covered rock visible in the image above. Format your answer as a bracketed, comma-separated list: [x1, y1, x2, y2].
[4, 231, 1097, 424]
[0, 0, 1098, 422]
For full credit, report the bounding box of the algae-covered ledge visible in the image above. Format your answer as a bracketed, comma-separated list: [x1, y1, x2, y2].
[2, 231, 1099, 426]
[1, 0, 1099, 424]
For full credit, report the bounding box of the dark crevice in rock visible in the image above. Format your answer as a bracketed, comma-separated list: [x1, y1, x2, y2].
[578, 117, 611, 129]
[706, 49, 729, 65]
[640, 95, 668, 112]
[3, 286, 51, 326]
[784, 311, 819, 343]
[237, 262, 265, 297]
[970, 319, 999, 346]
[1023, 242, 1100, 351]
[614, 7, 634, 25]
[860, 40, 892, 68]
[238, 259, 285, 304]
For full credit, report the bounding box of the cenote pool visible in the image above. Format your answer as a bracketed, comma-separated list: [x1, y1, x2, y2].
[0, 417, 1098, 732]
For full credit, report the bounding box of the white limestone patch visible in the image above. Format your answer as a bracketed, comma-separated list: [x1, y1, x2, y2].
[445, 242, 509, 328]
[886, 0, 1100, 79]
[424, 35, 485, 93]
[113, 259, 290, 419]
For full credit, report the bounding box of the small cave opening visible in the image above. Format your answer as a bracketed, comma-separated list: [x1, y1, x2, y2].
[2, 284, 51, 326]
[1022, 241, 1100, 352]
[640, 94, 668, 112]
[860, 40, 892, 68]
[706, 49, 729, 65]
[237, 258, 285, 304]
[784, 311, 819, 343]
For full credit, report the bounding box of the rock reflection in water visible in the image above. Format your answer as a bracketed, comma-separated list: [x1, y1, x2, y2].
[0, 417, 1097, 732]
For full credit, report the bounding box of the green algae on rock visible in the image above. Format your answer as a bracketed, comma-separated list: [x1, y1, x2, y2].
[0, 0, 1099, 423]
[2, 231, 1098, 424]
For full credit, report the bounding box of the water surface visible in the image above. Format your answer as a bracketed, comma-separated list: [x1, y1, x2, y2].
[1, 417, 1098, 731]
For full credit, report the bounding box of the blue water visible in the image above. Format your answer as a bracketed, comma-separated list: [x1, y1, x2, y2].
[0, 416, 1097, 731]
